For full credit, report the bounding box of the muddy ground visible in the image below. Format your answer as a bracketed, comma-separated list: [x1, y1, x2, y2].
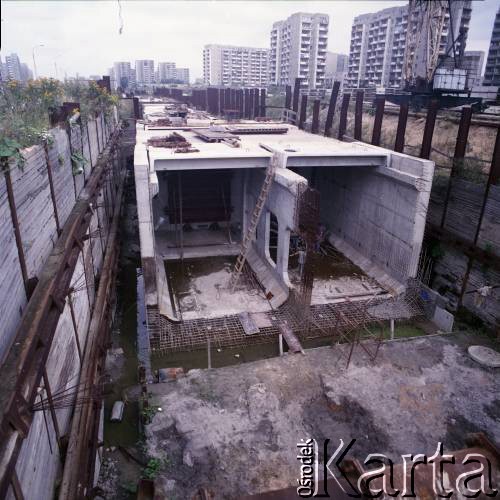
[145, 333, 499, 499]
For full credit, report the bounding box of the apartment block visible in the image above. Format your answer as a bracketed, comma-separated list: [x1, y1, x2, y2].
[347, 1, 471, 89]
[157, 62, 177, 82]
[1, 53, 32, 82]
[484, 7, 500, 86]
[462, 51, 485, 88]
[270, 12, 329, 89]
[175, 67, 190, 84]
[136, 59, 155, 85]
[111, 61, 132, 90]
[324, 52, 349, 88]
[346, 6, 407, 89]
[203, 44, 269, 86]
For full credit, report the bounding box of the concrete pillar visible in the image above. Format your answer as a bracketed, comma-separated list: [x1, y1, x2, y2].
[276, 222, 290, 278]
[256, 208, 270, 259]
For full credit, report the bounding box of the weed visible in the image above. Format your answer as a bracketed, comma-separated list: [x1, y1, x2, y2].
[142, 458, 163, 480]
[141, 405, 159, 423]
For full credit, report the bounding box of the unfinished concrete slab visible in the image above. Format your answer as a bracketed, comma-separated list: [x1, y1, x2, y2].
[144, 334, 500, 499]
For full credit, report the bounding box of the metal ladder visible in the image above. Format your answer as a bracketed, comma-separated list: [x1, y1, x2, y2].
[229, 156, 277, 290]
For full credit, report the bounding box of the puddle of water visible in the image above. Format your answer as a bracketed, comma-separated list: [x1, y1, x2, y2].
[289, 246, 365, 285]
[150, 335, 338, 372]
[104, 263, 141, 448]
[136, 271, 152, 381]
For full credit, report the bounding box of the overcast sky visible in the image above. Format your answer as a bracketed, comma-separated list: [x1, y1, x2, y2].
[1, 0, 498, 80]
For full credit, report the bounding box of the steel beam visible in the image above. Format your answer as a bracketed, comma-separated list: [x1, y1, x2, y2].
[298, 94, 308, 130]
[311, 99, 320, 134]
[354, 90, 364, 140]
[292, 78, 301, 117]
[4, 169, 29, 296]
[285, 85, 292, 110]
[394, 99, 409, 153]
[420, 99, 439, 159]
[259, 88, 266, 118]
[338, 93, 350, 140]
[371, 96, 385, 146]
[324, 81, 340, 137]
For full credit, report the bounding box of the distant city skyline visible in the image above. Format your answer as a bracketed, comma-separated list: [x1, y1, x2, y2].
[1, 0, 497, 80]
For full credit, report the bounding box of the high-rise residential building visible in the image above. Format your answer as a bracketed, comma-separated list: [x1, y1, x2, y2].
[269, 12, 329, 89]
[346, 6, 408, 89]
[0, 58, 9, 81]
[203, 44, 269, 86]
[4, 53, 23, 81]
[135, 60, 155, 85]
[175, 68, 190, 84]
[346, 2, 472, 89]
[129, 68, 137, 87]
[484, 7, 500, 86]
[111, 61, 132, 90]
[156, 62, 190, 84]
[324, 52, 349, 88]
[462, 51, 485, 88]
[157, 62, 177, 82]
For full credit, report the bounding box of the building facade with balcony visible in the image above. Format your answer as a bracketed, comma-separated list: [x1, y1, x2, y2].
[136, 60, 155, 85]
[346, 2, 471, 89]
[203, 44, 269, 87]
[110, 61, 132, 90]
[269, 12, 329, 89]
[346, 6, 407, 89]
[484, 7, 500, 87]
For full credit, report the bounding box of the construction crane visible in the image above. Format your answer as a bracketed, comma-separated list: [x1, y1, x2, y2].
[403, 0, 448, 91]
[396, 0, 480, 109]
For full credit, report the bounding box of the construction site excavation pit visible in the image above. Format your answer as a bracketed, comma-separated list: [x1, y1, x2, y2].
[135, 102, 437, 358]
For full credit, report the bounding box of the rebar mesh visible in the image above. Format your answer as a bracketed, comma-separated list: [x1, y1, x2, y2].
[148, 278, 427, 356]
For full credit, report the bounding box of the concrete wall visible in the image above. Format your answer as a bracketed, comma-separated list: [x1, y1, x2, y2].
[0, 113, 114, 364]
[0, 111, 120, 499]
[245, 167, 305, 291]
[310, 151, 433, 289]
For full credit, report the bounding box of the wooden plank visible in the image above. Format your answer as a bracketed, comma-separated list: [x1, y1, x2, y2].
[277, 323, 304, 354]
[238, 312, 260, 335]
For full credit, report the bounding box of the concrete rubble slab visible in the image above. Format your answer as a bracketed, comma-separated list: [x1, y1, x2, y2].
[468, 345, 500, 368]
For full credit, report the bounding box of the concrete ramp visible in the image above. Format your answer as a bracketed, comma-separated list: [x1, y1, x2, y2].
[156, 254, 180, 322]
[246, 246, 289, 309]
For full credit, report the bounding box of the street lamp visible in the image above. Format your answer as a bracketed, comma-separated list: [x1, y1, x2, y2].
[32, 44, 44, 79]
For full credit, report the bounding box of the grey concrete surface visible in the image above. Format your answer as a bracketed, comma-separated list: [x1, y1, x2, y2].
[145, 334, 499, 499]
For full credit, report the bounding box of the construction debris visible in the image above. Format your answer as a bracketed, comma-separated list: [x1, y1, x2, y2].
[110, 401, 125, 422]
[147, 132, 191, 148]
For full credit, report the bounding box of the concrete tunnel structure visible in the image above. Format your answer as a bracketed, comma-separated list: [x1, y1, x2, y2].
[134, 102, 434, 338]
